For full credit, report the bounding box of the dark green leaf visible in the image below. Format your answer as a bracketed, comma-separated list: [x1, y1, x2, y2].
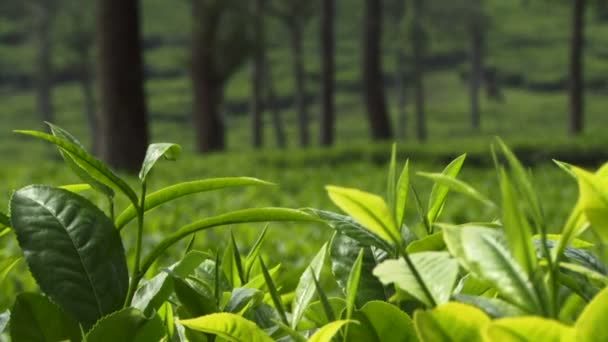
[311, 271, 336, 323]
[453, 294, 527, 318]
[139, 143, 182, 183]
[84, 307, 164, 342]
[345, 301, 417, 342]
[0, 211, 10, 228]
[16, 129, 137, 206]
[140, 208, 319, 277]
[115, 177, 272, 229]
[10, 293, 81, 342]
[10, 185, 128, 327]
[173, 275, 219, 317]
[48, 123, 115, 198]
[330, 233, 387, 307]
[225, 287, 263, 314]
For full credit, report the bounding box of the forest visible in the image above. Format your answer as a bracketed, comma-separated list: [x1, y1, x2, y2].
[1, 0, 608, 341]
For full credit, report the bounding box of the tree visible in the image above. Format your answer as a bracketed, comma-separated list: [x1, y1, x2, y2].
[385, 0, 408, 139]
[320, 0, 335, 146]
[363, 0, 393, 140]
[569, 0, 586, 135]
[31, 1, 56, 127]
[268, 1, 317, 147]
[191, 0, 253, 152]
[408, 0, 427, 141]
[251, 0, 265, 149]
[96, 0, 148, 172]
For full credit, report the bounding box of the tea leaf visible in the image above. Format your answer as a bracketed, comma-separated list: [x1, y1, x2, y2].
[395, 159, 410, 229]
[259, 256, 288, 325]
[178, 312, 273, 342]
[576, 286, 608, 341]
[292, 243, 327, 329]
[308, 320, 354, 342]
[326, 186, 401, 245]
[139, 143, 182, 183]
[387, 143, 397, 215]
[85, 307, 164, 342]
[571, 166, 608, 243]
[245, 225, 269, 280]
[10, 293, 81, 342]
[485, 317, 573, 342]
[427, 154, 466, 225]
[345, 301, 417, 342]
[374, 252, 458, 307]
[414, 302, 490, 342]
[116, 177, 272, 229]
[0, 257, 20, 285]
[418, 172, 494, 208]
[15, 129, 137, 206]
[10, 185, 128, 328]
[59, 183, 93, 193]
[346, 249, 365, 318]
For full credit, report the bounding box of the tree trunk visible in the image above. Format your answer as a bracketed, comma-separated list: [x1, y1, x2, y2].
[363, 0, 392, 140]
[251, 0, 265, 148]
[470, 26, 483, 132]
[395, 46, 407, 140]
[320, 0, 335, 146]
[411, 0, 426, 141]
[264, 56, 287, 148]
[191, 0, 225, 152]
[290, 23, 310, 147]
[569, 0, 585, 136]
[78, 48, 97, 154]
[35, 5, 53, 127]
[96, 0, 148, 172]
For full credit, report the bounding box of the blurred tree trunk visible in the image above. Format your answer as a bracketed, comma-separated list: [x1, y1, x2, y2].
[289, 23, 310, 147]
[363, 0, 392, 140]
[320, 0, 335, 146]
[264, 58, 287, 148]
[569, 0, 585, 136]
[395, 45, 407, 139]
[469, 26, 483, 131]
[96, 0, 149, 172]
[34, 3, 54, 127]
[79, 49, 97, 154]
[410, 0, 426, 141]
[251, 0, 265, 149]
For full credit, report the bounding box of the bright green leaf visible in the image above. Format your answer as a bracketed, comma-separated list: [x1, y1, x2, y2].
[485, 317, 574, 342]
[245, 225, 269, 280]
[326, 186, 401, 245]
[349, 301, 418, 342]
[58, 183, 93, 193]
[576, 286, 608, 341]
[414, 302, 490, 342]
[179, 312, 273, 342]
[139, 143, 182, 182]
[406, 232, 445, 253]
[396, 159, 410, 230]
[374, 252, 458, 307]
[418, 171, 494, 208]
[307, 320, 354, 342]
[258, 256, 288, 325]
[427, 154, 466, 225]
[0, 257, 20, 285]
[346, 248, 365, 318]
[388, 143, 397, 216]
[10, 185, 129, 328]
[571, 166, 608, 243]
[292, 243, 327, 329]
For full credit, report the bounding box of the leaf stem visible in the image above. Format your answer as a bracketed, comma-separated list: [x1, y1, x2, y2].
[124, 183, 147, 307]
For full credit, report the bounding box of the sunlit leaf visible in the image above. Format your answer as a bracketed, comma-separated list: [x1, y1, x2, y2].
[307, 320, 354, 342]
[418, 171, 494, 208]
[485, 317, 574, 342]
[292, 243, 327, 329]
[427, 154, 466, 225]
[85, 307, 164, 342]
[179, 312, 273, 342]
[576, 286, 608, 341]
[414, 302, 490, 342]
[139, 143, 182, 183]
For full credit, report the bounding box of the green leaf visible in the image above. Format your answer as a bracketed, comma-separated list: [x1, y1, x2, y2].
[19, 128, 136, 205]
[307, 320, 354, 342]
[243, 263, 281, 291]
[225, 287, 263, 314]
[48, 123, 115, 198]
[223, 231, 245, 288]
[307, 209, 393, 251]
[571, 166, 608, 243]
[10, 293, 81, 342]
[0, 211, 9, 228]
[139, 143, 182, 183]
[85, 307, 164, 342]
[427, 154, 466, 225]
[0, 257, 20, 285]
[442, 226, 541, 314]
[59, 183, 93, 193]
[500, 169, 537, 275]
[453, 294, 527, 318]
[559, 262, 608, 285]
[173, 275, 219, 317]
[0, 310, 9, 335]
[330, 233, 387, 307]
[532, 234, 593, 249]
[346, 300, 417, 342]
[115, 177, 273, 229]
[414, 302, 490, 342]
[396, 159, 410, 230]
[141, 208, 319, 277]
[292, 243, 328, 329]
[346, 249, 365, 318]
[245, 225, 269, 280]
[418, 171, 494, 208]
[132, 250, 208, 312]
[326, 185, 401, 245]
[10, 185, 128, 327]
[310, 271, 336, 323]
[179, 312, 273, 342]
[406, 232, 445, 253]
[374, 252, 458, 307]
[304, 298, 345, 328]
[485, 317, 574, 342]
[576, 286, 608, 341]
[259, 256, 288, 325]
[158, 301, 175, 340]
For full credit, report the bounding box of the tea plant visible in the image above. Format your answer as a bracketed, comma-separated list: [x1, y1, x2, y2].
[2, 126, 608, 341]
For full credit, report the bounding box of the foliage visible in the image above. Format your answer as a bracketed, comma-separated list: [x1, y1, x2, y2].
[2, 128, 608, 340]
